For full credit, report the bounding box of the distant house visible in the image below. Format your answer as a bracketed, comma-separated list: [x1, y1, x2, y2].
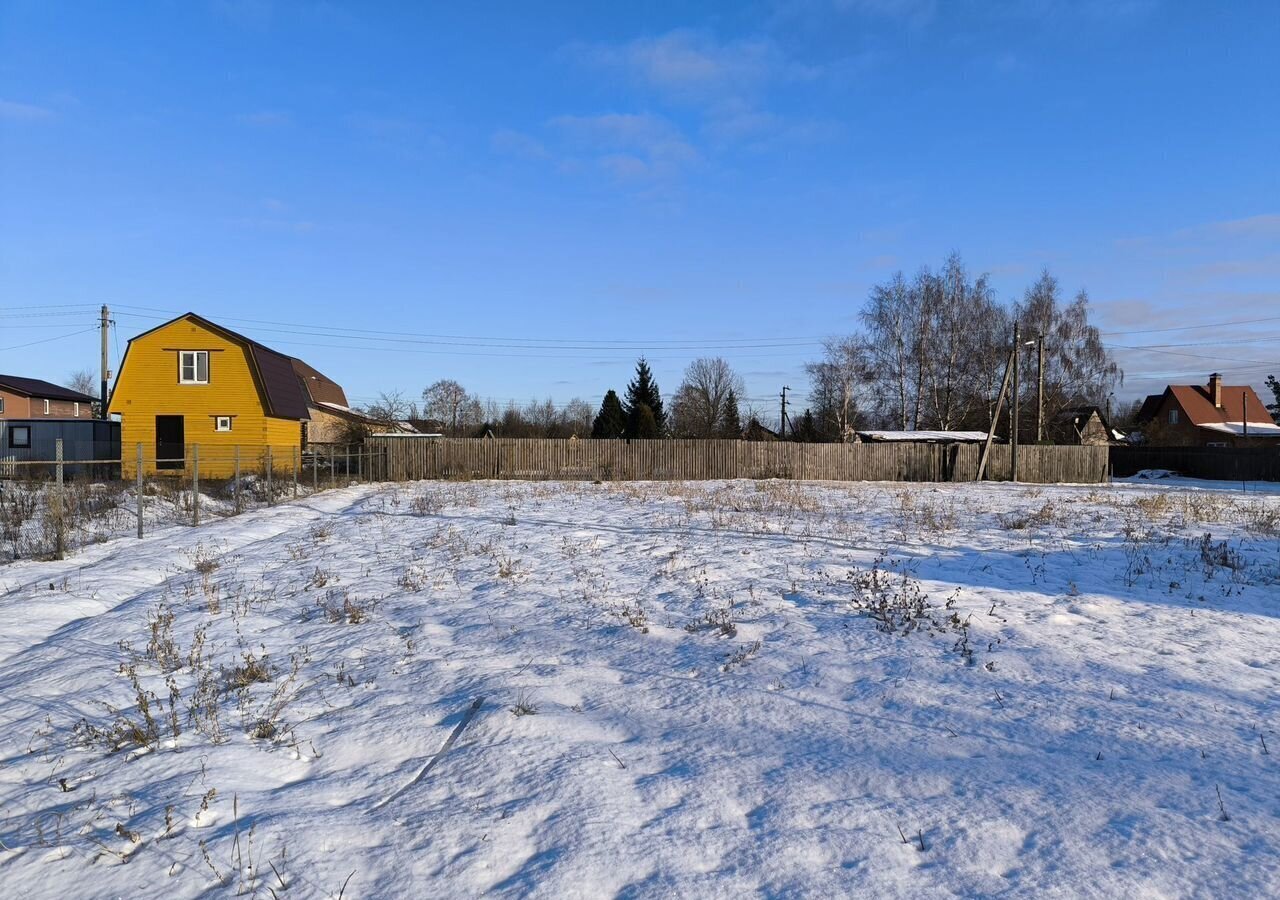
[0, 375, 96, 420]
[1049, 407, 1120, 446]
[0, 375, 113, 475]
[743, 418, 780, 442]
[109, 313, 363, 475]
[1134, 373, 1280, 447]
[290, 359, 412, 447]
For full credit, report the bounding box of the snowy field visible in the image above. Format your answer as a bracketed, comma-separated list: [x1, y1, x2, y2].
[1, 477, 1278, 898]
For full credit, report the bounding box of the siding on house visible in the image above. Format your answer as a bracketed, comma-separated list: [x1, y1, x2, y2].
[0, 387, 90, 419]
[108, 316, 306, 476]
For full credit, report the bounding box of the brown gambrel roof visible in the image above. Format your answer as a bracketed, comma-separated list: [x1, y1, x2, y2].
[0, 375, 97, 404]
[291, 358, 349, 408]
[113, 313, 312, 420]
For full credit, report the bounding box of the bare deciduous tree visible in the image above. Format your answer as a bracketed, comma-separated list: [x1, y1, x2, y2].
[808, 255, 1117, 438]
[805, 337, 867, 441]
[670, 357, 745, 438]
[363, 390, 412, 424]
[65, 370, 101, 415]
[1016, 271, 1123, 431]
[422, 380, 482, 435]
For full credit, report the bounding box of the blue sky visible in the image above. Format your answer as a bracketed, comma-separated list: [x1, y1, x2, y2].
[2, 0, 1278, 420]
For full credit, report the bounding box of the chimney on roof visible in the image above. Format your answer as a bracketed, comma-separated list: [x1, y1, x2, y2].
[1208, 373, 1223, 408]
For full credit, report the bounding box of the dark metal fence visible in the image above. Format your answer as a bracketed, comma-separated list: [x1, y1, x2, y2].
[1110, 446, 1280, 482]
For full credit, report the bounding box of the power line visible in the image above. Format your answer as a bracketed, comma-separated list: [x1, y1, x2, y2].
[1101, 314, 1280, 336]
[107, 306, 825, 349]
[0, 327, 98, 352]
[1105, 343, 1278, 367]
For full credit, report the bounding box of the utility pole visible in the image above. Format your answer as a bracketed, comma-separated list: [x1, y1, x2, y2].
[976, 342, 1016, 482]
[99, 304, 112, 419]
[780, 386, 790, 439]
[1036, 334, 1045, 444]
[1011, 322, 1021, 482]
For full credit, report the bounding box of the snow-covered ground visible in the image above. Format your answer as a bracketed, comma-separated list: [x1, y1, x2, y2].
[1, 478, 1278, 898]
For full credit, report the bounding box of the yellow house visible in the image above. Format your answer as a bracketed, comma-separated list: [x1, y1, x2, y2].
[109, 313, 328, 476]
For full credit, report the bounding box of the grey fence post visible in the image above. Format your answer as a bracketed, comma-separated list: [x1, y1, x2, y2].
[136, 442, 144, 539]
[266, 447, 274, 506]
[329, 445, 336, 488]
[234, 445, 241, 513]
[54, 438, 66, 559]
[192, 444, 200, 526]
[312, 446, 318, 492]
[292, 446, 298, 497]
[344, 444, 350, 483]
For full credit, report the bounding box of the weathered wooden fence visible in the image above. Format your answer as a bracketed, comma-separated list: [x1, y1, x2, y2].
[1111, 446, 1280, 482]
[367, 438, 1109, 485]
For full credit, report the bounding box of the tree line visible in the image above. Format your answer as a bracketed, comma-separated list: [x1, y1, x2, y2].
[355, 254, 1127, 441]
[804, 255, 1121, 441]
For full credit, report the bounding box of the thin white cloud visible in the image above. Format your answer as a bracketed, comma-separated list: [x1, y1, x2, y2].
[491, 128, 550, 161]
[564, 29, 838, 153]
[570, 29, 811, 99]
[551, 113, 699, 171]
[0, 98, 55, 121]
[1199, 213, 1280, 239]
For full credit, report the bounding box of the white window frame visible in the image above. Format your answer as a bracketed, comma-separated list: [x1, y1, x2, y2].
[0, 396, 5, 414]
[43, 399, 50, 415]
[74, 402, 80, 417]
[215, 416, 233, 432]
[179, 351, 210, 385]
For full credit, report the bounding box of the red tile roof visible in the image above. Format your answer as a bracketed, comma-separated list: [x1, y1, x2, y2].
[1168, 383, 1272, 426]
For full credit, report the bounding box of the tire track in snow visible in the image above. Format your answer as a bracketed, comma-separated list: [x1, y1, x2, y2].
[0, 486, 384, 667]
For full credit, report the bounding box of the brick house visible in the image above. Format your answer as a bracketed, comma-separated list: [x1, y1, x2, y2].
[0, 375, 97, 420]
[1135, 374, 1280, 447]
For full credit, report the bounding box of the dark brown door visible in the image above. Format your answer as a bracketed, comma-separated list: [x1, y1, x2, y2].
[156, 415, 184, 469]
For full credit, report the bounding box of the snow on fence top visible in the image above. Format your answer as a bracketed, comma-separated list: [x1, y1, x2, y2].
[856, 430, 990, 443]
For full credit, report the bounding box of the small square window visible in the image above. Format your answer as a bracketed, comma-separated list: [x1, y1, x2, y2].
[215, 416, 232, 432]
[8, 425, 31, 449]
[179, 351, 210, 384]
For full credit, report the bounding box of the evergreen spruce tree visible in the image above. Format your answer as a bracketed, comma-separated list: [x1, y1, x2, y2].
[720, 389, 742, 438]
[1267, 375, 1280, 424]
[591, 390, 627, 438]
[795, 409, 818, 442]
[631, 403, 659, 439]
[624, 357, 665, 437]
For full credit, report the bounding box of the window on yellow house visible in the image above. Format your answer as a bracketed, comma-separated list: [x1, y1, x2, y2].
[179, 351, 210, 384]
[215, 416, 232, 432]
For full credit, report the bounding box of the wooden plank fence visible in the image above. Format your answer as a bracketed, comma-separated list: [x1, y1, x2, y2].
[367, 437, 1109, 485]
